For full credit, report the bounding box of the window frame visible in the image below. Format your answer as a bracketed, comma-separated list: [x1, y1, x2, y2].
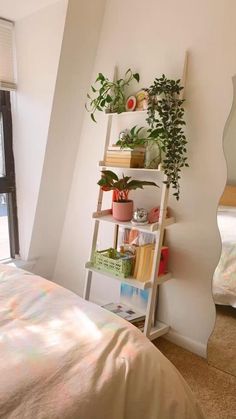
[0, 90, 19, 258]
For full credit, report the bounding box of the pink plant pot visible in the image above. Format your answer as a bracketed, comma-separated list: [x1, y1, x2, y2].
[112, 200, 134, 221]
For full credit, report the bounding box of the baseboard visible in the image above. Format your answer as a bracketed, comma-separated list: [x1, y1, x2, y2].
[164, 330, 207, 358]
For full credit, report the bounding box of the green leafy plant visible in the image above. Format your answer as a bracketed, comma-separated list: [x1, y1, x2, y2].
[86, 69, 140, 122]
[146, 75, 188, 200]
[98, 170, 158, 201]
[116, 125, 147, 149]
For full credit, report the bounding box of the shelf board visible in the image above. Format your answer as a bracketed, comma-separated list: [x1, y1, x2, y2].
[156, 272, 172, 284]
[106, 110, 147, 116]
[99, 161, 163, 173]
[92, 209, 175, 233]
[86, 262, 151, 289]
[149, 321, 170, 340]
[85, 262, 171, 290]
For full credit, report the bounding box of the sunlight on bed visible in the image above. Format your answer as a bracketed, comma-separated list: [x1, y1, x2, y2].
[1, 306, 102, 367]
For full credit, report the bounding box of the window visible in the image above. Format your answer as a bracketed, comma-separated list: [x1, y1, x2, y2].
[0, 90, 19, 259]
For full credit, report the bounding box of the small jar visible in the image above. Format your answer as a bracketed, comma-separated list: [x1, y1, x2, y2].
[144, 140, 161, 169]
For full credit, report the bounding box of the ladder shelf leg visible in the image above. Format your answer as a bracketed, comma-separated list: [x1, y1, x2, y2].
[144, 178, 170, 338]
[83, 270, 93, 300]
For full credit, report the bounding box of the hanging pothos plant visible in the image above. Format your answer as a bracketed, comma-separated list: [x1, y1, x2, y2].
[146, 75, 188, 200]
[86, 69, 140, 122]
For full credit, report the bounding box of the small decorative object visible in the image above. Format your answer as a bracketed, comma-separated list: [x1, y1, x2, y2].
[146, 74, 188, 199]
[86, 69, 140, 122]
[118, 130, 129, 142]
[148, 207, 160, 223]
[135, 89, 149, 110]
[126, 95, 136, 111]
[144, 140, 161, 169]
[148, 206, 169, 223]
[131, 208, 148, 225]
[158, 246, 169, 275]
[116, 125, 147, 150]
[97, 170, 158, 221]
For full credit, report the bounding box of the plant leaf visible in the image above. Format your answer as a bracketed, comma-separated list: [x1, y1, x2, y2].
[133, 73, 140, 83]
[101, 170, 119, 181]
[106, 94, 113, 103]
[91, 113, 96, 123]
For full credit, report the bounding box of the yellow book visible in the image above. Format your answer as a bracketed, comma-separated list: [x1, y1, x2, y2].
[104, 161, 132, 168]
[136, 244, 154, 282]
[133, 246, 141, 278]
[144, 246, 155, 281]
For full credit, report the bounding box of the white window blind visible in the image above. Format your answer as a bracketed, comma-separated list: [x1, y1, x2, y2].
[0, 19, 16, 91]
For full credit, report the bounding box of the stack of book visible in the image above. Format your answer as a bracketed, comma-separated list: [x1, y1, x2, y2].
[133, 245, 169, 282]
[102, 302, 145, 331]
[102, 302, 145, 321]
[104, 146, 145, 168]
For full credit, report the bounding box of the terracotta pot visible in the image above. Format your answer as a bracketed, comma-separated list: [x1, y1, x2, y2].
[112, 200, 134, 221]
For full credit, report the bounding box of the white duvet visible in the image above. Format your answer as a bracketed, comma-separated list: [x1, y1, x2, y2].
[0, 264, 204, 419]
[213, 206, 236, 307]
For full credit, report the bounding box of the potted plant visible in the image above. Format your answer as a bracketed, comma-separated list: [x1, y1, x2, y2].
[98, 170, 158, 221]
[86, 69, 140, 122]
[116, 125, 147, 149]
[146, 74, 188, 199]
[116, 125, 161, 169]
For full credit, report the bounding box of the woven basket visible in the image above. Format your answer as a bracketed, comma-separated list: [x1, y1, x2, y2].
[93, 248, 133, 278]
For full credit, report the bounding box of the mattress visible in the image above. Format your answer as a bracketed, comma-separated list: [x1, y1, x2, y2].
[0, 264, 204, 419]
[213, 206, 236, 307]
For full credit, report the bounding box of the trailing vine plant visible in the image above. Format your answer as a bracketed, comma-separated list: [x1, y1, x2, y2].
[146, 75, 188, 200]
[86, 69, 140, 122]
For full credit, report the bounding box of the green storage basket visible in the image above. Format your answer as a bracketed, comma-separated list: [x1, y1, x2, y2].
[93, 248, 133, 278]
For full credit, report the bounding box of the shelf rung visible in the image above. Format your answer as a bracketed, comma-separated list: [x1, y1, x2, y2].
[85, 262, 152, 290]
[93, 209, 112, 218]
[105, 110, 147, 116]
[99, 161, 163, 173]
[157, 272, 172, 284]
[85, 262, 172, 290]
[92, 210, 175, 233]
[149, 321, 170, 340]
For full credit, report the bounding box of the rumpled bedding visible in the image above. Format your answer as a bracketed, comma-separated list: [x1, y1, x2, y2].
[0, 264, 204, 419]
[213, 206, 236, 307]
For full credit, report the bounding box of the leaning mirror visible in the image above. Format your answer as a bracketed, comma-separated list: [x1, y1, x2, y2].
[208, 76, 236, 376]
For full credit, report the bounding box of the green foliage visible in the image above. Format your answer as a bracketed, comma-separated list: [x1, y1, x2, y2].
[98, 170, 158, 201]
[116, 125, 147, 149]
[86, 69, 140, 122]
[146, 75, 188, 200]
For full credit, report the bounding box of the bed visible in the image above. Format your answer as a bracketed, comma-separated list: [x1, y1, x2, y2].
[213, 185, 236, 307]
[0, 264, 204, 419]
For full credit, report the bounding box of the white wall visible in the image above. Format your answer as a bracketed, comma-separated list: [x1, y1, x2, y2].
[0, 0, 64, 21]
[12, 0, 68, 259]
[53, 0, 236, 356]
[27, 0, 107, 278]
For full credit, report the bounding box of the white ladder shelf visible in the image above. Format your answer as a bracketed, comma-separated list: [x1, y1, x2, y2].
[83, 105, 172, 340]
[83, 54, 188, 341]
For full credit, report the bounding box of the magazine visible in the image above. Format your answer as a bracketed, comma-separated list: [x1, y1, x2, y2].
[102, 302, 145, 323]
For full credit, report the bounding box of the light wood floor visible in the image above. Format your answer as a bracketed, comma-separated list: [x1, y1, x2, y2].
[154, 338, 236, 419]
